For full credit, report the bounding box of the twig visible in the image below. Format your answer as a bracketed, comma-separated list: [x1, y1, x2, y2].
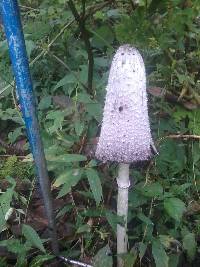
[129, 0, 138, 10]
[58, 255, 93, 267]
[106, 185, 114, 206]
[129, 1, 135, 11]
[144, 159, 154, 186]
[11, 85, 23, 121]
[24, 177, 36, 222]
[68, 0, 94, 95]
[69, 191, 79, 218]
[142, 198, 154, 244]
[81, 0, 86, 18]
[190, 134, 200, 199]
[0, 81, 15, 96]
[19, 5, 40, 12]
[11, 85, 19, 111]
[84, 1, 112, 20]
[0, 154, 26, 158]
[159, 134, 200, 143]
[189, 87, 200, 105]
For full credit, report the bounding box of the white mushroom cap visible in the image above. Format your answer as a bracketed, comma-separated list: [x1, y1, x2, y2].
[95, 45, 154, 163]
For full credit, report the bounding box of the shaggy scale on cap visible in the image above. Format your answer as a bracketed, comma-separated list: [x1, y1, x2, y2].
[95, 45, 154, 163]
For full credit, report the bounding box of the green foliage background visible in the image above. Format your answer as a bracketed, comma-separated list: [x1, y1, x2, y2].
[0, 0, 200, 266]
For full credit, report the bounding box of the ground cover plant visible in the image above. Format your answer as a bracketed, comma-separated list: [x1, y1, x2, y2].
[0, 0, 200, 266]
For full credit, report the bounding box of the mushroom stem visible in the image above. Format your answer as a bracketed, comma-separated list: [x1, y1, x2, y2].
[117, 163, 130, 267]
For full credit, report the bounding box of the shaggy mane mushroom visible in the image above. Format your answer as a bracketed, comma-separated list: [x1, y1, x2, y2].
[95, 45, 156, 267]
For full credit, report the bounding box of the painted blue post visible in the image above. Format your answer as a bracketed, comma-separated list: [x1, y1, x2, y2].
[0, 0, 59, 254]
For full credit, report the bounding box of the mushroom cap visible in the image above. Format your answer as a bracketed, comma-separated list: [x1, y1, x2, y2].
[95, 45, 154, 163]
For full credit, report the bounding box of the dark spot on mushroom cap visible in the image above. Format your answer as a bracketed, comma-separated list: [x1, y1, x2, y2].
[119, 106, 123, 112]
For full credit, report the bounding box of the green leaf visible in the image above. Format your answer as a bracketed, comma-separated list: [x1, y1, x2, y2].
[53, 74, 75, 91]
[77, 92, 93, 104]
[16, 253, 27, 267]
[8, 127, 23, 143]
[54, 169, 82, 187]
[46, 110, 66, 120]
[152, 240, 169, 267]
[22, 224, 46, 253]
[57, 183, 73, 198]
[171, 183, 192, 195]
[75, 120, 84, 136]
[139, 242, 147, 262]
[169, 254, 180, 267]
[76, 92, 102, 121]
[86, 169, 103, 206]
[159, 235, 176, 249]
[0, 239, 29, 255]
[85, 103, 102, 122]
[94, 57, 109, 68]
[47, 154, 87, 162]
[0, 40, 8, 55]
[129, 191, 148, 208]
[183, 233, 197, 261]
[25, 20, 51, 40]
[107, 9, 121, 18]
[122, 252, 137, 267]
[56, 205, 73, 218]
[0, 187, 15, 233]
[164, 198, 186, 222]
[137, 213, 153, 225]
[25, 39, 36, 58]
[156, 140, 186, 178]
[38, 96, 51, 110]
[76, 224, 91, 234]
[79, 65, 88, 83]
[87, 160, 97, 168]
[168, 254, 179, 267]
[106, 210, 124, 233]
[56, 169, 83, 198]
[93, 245, 113, 267]
[92, 26, 114, 48]
[141, 182, 163, 198]
[29, 255, 54, 267]
[45, 110, 66, 133]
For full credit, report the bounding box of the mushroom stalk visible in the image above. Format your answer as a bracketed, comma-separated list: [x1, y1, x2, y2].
[117, 163, 130, 267]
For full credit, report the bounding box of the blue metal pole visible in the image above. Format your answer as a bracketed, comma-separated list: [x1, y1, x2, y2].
[0, 0, 59, 254]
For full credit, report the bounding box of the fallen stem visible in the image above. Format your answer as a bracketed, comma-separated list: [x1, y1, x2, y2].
[159, 134, 200, 142]
[58, 255, 93, 267]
